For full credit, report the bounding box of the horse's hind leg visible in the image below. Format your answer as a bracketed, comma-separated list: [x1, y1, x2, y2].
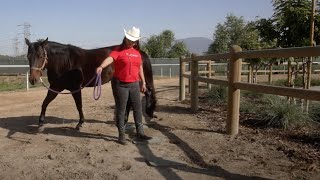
[39, 89, 60, 128]
[72, 91, 84, 130]
[144, 89, 157, 119]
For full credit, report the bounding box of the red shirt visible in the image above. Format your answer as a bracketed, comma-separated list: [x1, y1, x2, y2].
[110, 46, 142, 82]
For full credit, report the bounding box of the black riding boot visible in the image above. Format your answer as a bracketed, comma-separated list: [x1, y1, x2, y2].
[136, 123, 152, 141]
[118, 126, 127, 145]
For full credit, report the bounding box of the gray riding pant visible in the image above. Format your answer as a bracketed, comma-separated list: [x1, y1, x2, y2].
[111, 78, 143, 131]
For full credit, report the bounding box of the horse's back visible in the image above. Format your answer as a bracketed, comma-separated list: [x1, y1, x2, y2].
[81, 47, 114, 86]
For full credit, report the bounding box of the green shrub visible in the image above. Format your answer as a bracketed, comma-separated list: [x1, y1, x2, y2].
[311, 78, 320, 86]
[308, 102, 320, 123]
[259, 95, 310, 129]
[273, 77, 320, 87]
[293, 76, 303, 87]
[240, 100, 257, 113]
[205, 85, 227, 105]
[273, 79, 288, 86]
[241, 90, 265, 100]
[240, 91, 265, 113]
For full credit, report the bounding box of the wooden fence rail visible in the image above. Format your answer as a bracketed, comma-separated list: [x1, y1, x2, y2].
[179, 45, 320, 135]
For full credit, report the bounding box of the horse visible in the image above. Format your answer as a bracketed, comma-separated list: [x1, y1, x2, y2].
[25, 38, 157, 130]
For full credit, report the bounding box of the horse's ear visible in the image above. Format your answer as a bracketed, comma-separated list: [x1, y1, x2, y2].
[25, 38, 31, 46]
[41, 37, 48, 46]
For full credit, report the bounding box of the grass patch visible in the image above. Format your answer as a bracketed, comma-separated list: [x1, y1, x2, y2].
[258, 95, 310, 129]
[0, 82, 26, 91]
[273, 76, 320, 87]
[240, 91, 265, 113]
[205, 85, 227, 105]
[308, 102, 320, 123]
[0, 76, 44, 92]
[0, 76, 26, 91]
[203, 84, 319, 129]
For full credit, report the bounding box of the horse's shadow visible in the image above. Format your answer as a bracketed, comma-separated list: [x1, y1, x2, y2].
[0, 116, 118, 142]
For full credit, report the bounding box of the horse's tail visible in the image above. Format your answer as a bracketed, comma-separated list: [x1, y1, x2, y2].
[140, 50, 157, 118]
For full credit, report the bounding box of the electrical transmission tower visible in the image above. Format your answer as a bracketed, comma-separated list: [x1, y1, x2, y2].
[17, 22, 31, 55]
[12, 36, 19, 57]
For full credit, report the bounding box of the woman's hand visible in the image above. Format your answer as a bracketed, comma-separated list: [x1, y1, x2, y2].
[140, 83, 146, 93]
[96, 57, 114, 74]
[96, 66, 103, 74]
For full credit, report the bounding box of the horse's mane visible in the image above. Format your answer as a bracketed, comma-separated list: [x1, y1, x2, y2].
[44, 42, 82, 80]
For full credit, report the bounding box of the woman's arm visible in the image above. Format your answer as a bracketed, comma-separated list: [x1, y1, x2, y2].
[96, 56, 114, 74]
[139, 64, 146, 93]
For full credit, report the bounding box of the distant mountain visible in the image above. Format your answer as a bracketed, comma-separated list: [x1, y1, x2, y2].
[178, 37, 213, 55]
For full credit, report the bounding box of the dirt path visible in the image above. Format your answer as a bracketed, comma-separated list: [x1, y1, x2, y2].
[0, 78, 318, 180]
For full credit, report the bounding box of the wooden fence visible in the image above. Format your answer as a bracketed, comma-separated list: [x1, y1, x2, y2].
[179, 45, 320, 135]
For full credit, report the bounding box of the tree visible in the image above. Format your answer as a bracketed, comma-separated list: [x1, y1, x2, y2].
[142, 30, 190, 58]
[271, 0, 320, 47]
[207, 14, 278, 83]
[271, 0, 320, 89]
[207, 14, 261, 54]
[207, 24, 229, 54]
[142, 35, 165, 58]
[254, 18, 278, 47]
[167, 41, 190, 58]
[159, 30, 174, 49]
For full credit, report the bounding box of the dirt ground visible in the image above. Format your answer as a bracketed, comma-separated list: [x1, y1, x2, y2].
[0, 78, 319, 180]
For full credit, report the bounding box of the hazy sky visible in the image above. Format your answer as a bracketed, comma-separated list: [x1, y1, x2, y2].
[0, 0, 274, 56]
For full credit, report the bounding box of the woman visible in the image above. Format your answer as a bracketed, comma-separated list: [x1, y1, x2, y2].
[96, 27, 152, 145]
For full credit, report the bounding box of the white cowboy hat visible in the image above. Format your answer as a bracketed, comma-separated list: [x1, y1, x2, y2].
[123, 26, 142, 41]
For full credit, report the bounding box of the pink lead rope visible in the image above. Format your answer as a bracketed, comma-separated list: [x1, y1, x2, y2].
[93, 72, 102, 100]
[39, 72, 102, 100]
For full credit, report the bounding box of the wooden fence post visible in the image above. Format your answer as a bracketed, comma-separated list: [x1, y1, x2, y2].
[248, 64, 252, 83]
[179, 57, 186, 101]
[226, 45, 242, 135]
[207, 60, 212, 89]
[268, 64, 273, 84]
[190, 54, 199, 113]
[295, 61, 299, 79]
[287, 59, 292, 86]
[188, 61, 191, 93]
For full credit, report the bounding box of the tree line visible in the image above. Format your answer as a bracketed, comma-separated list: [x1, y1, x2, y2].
[0, 55, 26, 61]
[203, 0, 320, 85]
[143, 0, 320, 59]
[207, 0, 320, 54]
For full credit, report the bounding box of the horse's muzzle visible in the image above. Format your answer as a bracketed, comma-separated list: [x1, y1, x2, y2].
[29, 70, 42, 85]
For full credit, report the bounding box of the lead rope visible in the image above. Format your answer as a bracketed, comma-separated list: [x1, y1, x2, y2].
[93, 72, 102, 100]
[39, 72, 102, 100]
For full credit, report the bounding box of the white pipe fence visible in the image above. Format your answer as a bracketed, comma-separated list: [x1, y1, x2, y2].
[2, 62, 320, 91]
[0, 64, 180, 91]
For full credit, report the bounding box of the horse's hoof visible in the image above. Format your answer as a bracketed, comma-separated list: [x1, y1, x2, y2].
[153, 114, 158, 119]
[75, 124, 83, 131]
[38, 125, 45, 133]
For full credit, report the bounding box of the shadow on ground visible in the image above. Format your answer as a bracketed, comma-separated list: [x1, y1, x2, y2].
[0, 116, 117, 143]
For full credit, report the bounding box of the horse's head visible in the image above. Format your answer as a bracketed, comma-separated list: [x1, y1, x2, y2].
[25, 38, 48, 85]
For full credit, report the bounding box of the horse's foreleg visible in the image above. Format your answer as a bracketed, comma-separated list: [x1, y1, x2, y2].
[39, 90, 60, 128]
[72, 91, 84, 130]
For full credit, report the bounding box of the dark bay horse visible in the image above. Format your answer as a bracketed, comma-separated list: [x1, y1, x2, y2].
[25, 38, 156, 130]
